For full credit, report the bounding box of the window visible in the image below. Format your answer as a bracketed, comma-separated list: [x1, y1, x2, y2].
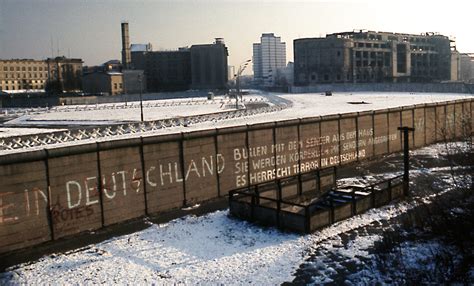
[324, 74, 329, 81]
[33, 67, 37, 71]
[3, 67, 7, 71]
[366, 43, 372, 48]
[10, 67, 14, 71]
[311, 74, 316, 80]
[16, 67, 20, 71]
[39, 67, 43, 71]
[114, 83, 118, 89]
[363, 51, 368, 58]
[374, 43, 379, 48]
[22, 67, 26, 71]
[337, 51, 341, 57]
[355, 51, 361, 58]
[336, 74, 341, 81]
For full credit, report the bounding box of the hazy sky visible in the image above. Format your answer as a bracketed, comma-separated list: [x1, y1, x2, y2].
[1, 0, 473, 74]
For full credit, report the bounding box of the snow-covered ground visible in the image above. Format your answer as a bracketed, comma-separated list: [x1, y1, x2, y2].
[1, 142, 471, 284]
[4, 96, 266, 126]
[3, 91, 470, 129]
[0, 206, 412, 284]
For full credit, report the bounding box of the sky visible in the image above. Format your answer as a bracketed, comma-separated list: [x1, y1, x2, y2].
[0, 0, 473, 74]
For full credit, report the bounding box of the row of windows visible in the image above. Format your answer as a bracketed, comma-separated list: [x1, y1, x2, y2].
[2, 66, 46, 71]
[356, 42, 389, 49]
[355, 51, 391, 61]
[0, 84, 46, 90]
[410, 45, 435, 52]
[1, 73, 48, 79]
[309, 73, 351, 82]
[2, 79, 46, 84]
[113, 83, 123, 90]
[356, 60, 389, 68]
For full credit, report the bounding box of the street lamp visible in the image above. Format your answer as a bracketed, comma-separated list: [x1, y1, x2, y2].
[235, 59, 251, 109]
[138, 74, 143, 122]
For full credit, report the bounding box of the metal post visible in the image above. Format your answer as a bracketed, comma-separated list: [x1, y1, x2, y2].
[236, 69, 240, 109]
[235, 59, 251, 110]
[398, 126, 415, 196]
[139, 75, 144, 122]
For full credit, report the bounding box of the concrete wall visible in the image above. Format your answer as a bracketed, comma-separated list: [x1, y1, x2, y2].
[0, 98, 472, 253]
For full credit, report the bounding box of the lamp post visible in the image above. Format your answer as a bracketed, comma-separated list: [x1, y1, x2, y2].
[235, 59, 251, 109]
[138, 74, 143, 122]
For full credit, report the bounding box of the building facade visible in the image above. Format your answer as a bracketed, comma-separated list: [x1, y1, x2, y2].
[0, 59, 48, 91]
[82, 72, 123, 95]
[253, 33, 286, 87]
[190, 38, 229, 90]
[121, 22, 228, 92]
[132, 49, 191, 92]
[459, 53, 474, 83]
[0, 57, 82, 93]
[46, 57, 83, 92]
[294, 30, 453, 86]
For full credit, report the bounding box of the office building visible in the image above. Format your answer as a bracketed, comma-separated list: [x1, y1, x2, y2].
[0, 57, 82, 93]
[294, 30, 453, 85]
[190, 38, 228, 90]
[82, 71, 123, 95]
[132, 49, 191, 92]
[253, 33, 286, 87]
[0, 59, 48, 91]
[46, 57, 83, 92]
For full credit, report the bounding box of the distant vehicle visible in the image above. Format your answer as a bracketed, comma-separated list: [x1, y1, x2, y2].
[325, 91, 332, 96]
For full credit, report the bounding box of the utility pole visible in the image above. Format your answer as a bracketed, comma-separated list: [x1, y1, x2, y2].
[398, 126, 415, 196]
[235, 59, 251, 109]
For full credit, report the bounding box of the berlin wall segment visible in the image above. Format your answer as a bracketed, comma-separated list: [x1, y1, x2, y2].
[0, 98, 472, 254]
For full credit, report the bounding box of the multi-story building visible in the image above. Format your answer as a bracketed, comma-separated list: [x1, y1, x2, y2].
[122, 21, 228, 92]
[82, 71, 123, 95]
[132, 49, 191, 92]
[0, 59, 49, 91]
[0, 57, 83, 93]
[190, 38, 228, 90]
[46, 57, 83, 92]
[253, 33, 286, 87]
[131, 40, 228, 91]
[294, 30, 453, 85]
[459, 53, 474, 83]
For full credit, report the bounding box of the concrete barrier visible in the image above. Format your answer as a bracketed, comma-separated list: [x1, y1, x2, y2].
[0, 98, 472, 253]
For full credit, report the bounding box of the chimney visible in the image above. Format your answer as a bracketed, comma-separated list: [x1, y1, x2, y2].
[121, 22, 131, 69]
